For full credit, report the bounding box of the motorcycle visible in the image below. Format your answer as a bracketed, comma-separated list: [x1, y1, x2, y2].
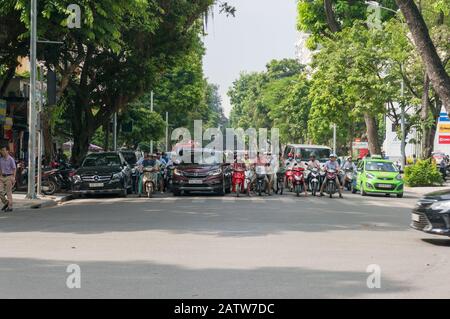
[325, 169, 338, 198]
[292, 165, 307, 197]
[343, 168, 355, 191]
[308, 167, 320, 196]
[255, 165, 266, 196]
[141, 167, 159, 198]
[232, 167, 246, 197]
[164, 164, 174, 192]
[13, 161, 60, 195]
[275, 169, 285, 195]
[285, 168, 294, 192]
[244, 168, 254, 196]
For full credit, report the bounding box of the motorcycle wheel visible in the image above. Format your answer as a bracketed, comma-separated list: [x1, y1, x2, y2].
[279, 181, 284, 195]
[42, 180, 57, 195]
[147, 183, 153, 198]
[236, 183, 240, 198]
[361, 183, 367, 196]
[295, 184, 300, 197]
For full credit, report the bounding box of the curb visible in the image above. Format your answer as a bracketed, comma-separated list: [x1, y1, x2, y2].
[29, 194, 74, 209]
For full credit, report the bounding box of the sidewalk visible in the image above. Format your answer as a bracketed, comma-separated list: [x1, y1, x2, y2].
[405, 182, 450, 197]
[10, 193, 73, 211]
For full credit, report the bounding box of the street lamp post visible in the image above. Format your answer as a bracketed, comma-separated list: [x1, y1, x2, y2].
[365, 0, 406, 169]
[27, 0, 38, 199]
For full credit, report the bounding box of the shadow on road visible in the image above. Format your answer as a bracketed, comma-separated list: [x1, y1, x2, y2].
[421, 238, 450, 246]
[0, 193, 415, 237]
[0, 257, 409, 298]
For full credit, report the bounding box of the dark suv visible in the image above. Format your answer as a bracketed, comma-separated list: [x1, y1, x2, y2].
[171, 148, 232, 196]
[72, 152, 132, 197]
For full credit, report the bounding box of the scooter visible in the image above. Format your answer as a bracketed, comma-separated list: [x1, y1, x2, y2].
[308, 167, 320, 196]
[232, 167, 246, 197]
[325, 169, 338, 198]
[292, 166, 307, 197]
[141, 167, 159, 198]
[255, 166, 266, 196]
[343, 168, 355, 191]
[275, 170, 285, 195]
[285, 168, 294, 192]
[244, 168, 254, 196]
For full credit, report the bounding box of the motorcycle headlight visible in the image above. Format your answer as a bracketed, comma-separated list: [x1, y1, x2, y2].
[173, 169, 183, 176]
[366, 173, 375, 179]
[209, 168, 222, 176]
[72, 175, 82, 183]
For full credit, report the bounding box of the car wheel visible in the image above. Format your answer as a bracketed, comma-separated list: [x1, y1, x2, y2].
[218, 181, 225, 196]
[361, 183, 367, 196]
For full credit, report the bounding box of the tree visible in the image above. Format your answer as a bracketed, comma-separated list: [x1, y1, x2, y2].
[396, 0, 450, 113]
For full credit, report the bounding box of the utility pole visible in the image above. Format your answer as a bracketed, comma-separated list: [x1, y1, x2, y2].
[400, 79, 406, 170]
[27, 0, 37, 199]
[113, 112, 118, 151]
[165, 111, 169, 152]
[37, 65, 44, 195]
[333, 124, 337, 154]
[150, 90, 154, 154]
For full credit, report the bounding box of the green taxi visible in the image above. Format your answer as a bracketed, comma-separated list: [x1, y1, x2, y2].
[352, 156, 404, 198]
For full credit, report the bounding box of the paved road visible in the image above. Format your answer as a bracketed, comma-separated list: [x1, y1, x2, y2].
[0, 191, 448, 298]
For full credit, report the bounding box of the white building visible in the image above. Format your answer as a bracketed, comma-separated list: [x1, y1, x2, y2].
[383, 104, 450, 160]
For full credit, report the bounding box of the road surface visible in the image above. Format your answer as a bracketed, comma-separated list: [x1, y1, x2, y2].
[0, 192, 448, 298]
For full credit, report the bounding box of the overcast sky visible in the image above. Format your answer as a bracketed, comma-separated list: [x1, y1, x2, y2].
[203, 0, 299, 117]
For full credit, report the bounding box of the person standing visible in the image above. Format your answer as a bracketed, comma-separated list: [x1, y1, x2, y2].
[0, 146, 16, 212]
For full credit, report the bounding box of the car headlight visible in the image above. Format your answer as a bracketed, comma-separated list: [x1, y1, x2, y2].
[173, 169, 183, 176]
[366, 173, 375, 179]
[112, 173, 122, 181]
[430, 201, 450, 212]
[396, 174, 403, 181]
[72, 175, 82, 183]
[209, 168, 222, 176]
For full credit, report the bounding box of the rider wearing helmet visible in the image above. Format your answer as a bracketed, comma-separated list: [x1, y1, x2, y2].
[285, 152, 295, 168]
[319, 153, 343, 198]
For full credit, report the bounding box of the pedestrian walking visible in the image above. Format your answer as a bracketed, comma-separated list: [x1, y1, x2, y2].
[0, 146, 16, 212]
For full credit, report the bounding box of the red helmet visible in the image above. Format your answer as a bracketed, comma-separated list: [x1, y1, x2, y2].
[288, 153, 293, 158]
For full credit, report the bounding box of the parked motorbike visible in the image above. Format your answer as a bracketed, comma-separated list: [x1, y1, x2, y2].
[141, 167, 159, 198]
[232, 167, 246, 197]
[292, 165, 306, 197]
[308, 167, 320, 196]
[325, 169, 338, 198]
[164, 164, 174, 192]
[13, 161, 60, 195]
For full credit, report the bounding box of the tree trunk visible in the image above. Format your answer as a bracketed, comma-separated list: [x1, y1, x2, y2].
[324, 0, 341, 33]
[396, 0, 450, 113]
[41, 109, 54, 164]
[364, 113, 381, 155]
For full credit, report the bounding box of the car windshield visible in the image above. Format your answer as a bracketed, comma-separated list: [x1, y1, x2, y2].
[296, 148, 330, 163]
[175, 149, 222, 165]
[82, 154, 121, 167]
[122, 152, 137, 165]
[365, 161, 398, 172]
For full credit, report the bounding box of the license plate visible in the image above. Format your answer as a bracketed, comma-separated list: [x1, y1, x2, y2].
[188, 179, 203, 185]
[412, 213, 420, 222]
[89, 183, 104, 188]
[377, 184, 392, 189]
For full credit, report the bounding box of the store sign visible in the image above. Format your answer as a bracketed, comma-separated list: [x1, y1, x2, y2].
[353, 142, 369, 149]
[439, 124, 450, 133]
[439, 112, 450, 122]
[439, 135, 450, 144]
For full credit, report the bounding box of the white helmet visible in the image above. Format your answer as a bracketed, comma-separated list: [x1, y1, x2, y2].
[330, 153, 337, 158]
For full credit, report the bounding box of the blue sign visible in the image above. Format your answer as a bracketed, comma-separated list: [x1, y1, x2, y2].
[439, 113, 450, 122]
